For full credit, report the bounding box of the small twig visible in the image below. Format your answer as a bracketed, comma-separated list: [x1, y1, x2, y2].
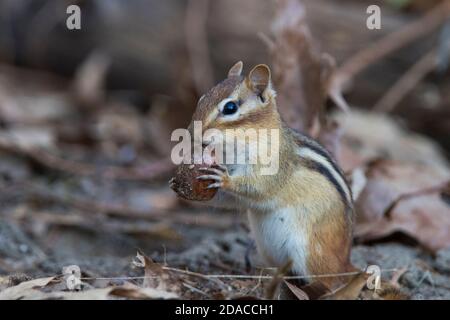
[265, 260, 292, 299]
[247, 269, 265, 295]
[74, 267, 401, 281]
[164, 267, 399, 280]
[373, 49, 438, 112]
[81, 276, 154, 281]
[182, 282, 209, 297]
[162, 267, 230, 291]
[332, 0, 450, 92]
[48, 267, 403, 298]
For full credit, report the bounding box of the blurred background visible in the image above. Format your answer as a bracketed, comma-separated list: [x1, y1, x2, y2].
[0, 0, 450, 299]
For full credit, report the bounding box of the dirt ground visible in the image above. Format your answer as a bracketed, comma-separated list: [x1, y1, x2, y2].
[1, 169, 450, 299]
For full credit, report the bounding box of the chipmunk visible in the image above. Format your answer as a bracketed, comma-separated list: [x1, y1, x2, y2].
[182, 61, 355, 290]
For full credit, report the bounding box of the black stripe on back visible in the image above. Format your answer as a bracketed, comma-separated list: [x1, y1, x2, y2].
[306, 160, 350, 208]
[302, 141, 346, 181]
[291, 130, 352, 202]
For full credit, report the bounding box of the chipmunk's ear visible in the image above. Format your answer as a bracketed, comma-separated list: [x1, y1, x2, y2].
[247, 64, 271, 95]
[227, 61, 243, 78]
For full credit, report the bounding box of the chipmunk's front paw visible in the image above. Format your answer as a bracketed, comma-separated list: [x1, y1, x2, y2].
[197, 164, 230, 190]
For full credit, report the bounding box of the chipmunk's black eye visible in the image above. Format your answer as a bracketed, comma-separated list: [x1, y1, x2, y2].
[222, 101, 238, 115]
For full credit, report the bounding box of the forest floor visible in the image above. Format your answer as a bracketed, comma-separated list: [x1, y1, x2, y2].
[1, 170, 450, 299]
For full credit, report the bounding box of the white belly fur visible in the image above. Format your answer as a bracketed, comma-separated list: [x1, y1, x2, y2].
[247, 207, 309, 276]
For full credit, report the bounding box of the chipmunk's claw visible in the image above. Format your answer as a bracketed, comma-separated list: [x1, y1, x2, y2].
[197, 174, 222, 182]
[198, 167, 224, 176]
[197, 165, 230, 189]
[206, 182, 223, 189]
[168, 177, 176, 189]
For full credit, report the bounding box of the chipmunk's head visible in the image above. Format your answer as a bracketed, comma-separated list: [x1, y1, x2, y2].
[190, 62, 278, 132]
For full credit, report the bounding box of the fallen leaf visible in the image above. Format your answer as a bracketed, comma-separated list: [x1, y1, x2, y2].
[299, 281, 330, 300]
[109, 284, 178, 300]
[0, 276, 9, 291]
[24, 288, 113, 300]
[0, 276, 55, 300]
[355, 160, 450, 251]
[133, 251, 182, 294]
[336, 110, 450, 172]
[3, 284, 178, 300]
[284, 280, 309, 300]
[319, 273, 368, 300]
[269, 0, 337, 136]
[358, 193, 450, 251]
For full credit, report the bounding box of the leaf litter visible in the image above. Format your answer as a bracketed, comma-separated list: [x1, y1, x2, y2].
[1, 0, 450, 300]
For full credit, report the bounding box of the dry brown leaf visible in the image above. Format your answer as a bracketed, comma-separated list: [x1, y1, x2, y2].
[2, 284, 178, 300]
[355, 160, 450, 251]
[0, 276, 55, 300]
[299, 281, 330, 300]
[0, 270, 177, 300]
[0, 276, 10, 292]
[284, 280, 309, 300]
[358, 193, 450, 251]
[269, 0, 338, 137]
[23, 288, 113, 300]
[109, 284, 178, 300]
[268, 0, 348, 157]
[336, 110, 450, 172]
[133, 251, 182, 295]
[319, 273, 368, 300]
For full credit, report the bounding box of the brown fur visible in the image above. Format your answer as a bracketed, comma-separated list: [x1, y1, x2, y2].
[188, 63, 354, 290]
[306, 211, 354, 289]
[190, 76, 243, 127]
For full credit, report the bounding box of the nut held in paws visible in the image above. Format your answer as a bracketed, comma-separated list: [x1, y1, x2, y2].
[169, 163, 218, 201]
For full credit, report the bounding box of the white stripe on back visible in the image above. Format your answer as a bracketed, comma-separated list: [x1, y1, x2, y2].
[296, 147, 352, 204]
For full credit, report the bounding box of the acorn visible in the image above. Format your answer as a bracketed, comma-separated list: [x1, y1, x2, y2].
[169, 163, 218, 201]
